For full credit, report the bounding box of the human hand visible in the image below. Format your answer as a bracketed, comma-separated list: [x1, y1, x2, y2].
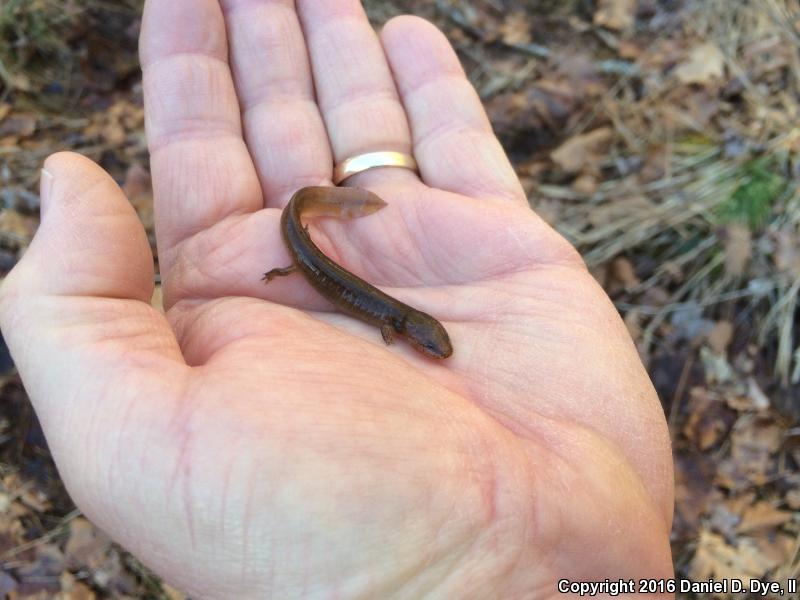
[0, 1, 674, 597]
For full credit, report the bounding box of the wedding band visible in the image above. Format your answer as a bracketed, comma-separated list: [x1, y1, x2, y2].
[333, 151, 419, 185]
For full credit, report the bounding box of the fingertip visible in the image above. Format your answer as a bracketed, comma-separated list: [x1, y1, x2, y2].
[42, 151, 118, 208]
[381, 14, 443, 44]
[380, 15, 465, 85]
[140, 0, 227, 67]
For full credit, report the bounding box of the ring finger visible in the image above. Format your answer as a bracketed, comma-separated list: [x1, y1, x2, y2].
[296, 0, 417, 184]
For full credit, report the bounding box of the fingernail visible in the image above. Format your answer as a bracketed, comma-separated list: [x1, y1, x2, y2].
[40, 168, 54, 221]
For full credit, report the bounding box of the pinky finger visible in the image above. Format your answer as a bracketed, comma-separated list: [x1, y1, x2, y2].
[380, 16, 526, 204]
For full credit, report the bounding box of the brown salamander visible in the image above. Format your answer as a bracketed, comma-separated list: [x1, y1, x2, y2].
[263, 187, 453, 359]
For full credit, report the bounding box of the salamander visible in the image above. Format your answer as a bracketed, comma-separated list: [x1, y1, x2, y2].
[263, 187, 453, 359]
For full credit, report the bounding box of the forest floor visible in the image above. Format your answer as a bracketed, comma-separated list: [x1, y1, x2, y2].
[0, 0, 797, 598]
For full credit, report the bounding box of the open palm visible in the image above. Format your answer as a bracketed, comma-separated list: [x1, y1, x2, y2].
[0, 1, 675, 598]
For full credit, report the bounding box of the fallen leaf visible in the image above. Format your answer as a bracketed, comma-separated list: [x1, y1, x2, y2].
[611, 256, 640, 287]
[572, 174, 598, 195]
[674, 43, 726, 85]
[0, 210, 38, 247]
[594, 0, 636, 31]
[723, 224, 752, 276]
[65, 518, 111, 571]
[689, 529, 782, 580]
[673, 452, 719, 538]
[717, 415, 783, 489]
[10, 73, 32, 92]
[700, 346, 735, 384]
[498, 12, 530, 45]
[59, 571, 96, 600]
[617, 39, 641, 59]
[774, 225, 800, 276]
[736, 501, 793, 534]
[707, 501, 740, 541]
[706, 320, 734, 354]
[0, 113, 37, 139]
[551, 127, 614, 174]
[746, 377, 771, 410]
[683, 387, 735, 450]
[14, 544, 64, 595]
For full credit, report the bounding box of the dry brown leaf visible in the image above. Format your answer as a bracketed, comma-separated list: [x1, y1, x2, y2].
[736, 501, 793, 534]
[84, 100, 144, 146]
[689, 529, 781, 580]
[65, 518, 111, 572]
[708, 501, 740, 540]
[723, 224, 752, 276]
[617, 39, 641, 60]
[673, 451, 720, 539]
[498, 12, 530, 45]
[746, 378, 771, 411]
[786, 488, 800, 510]
[58, 572, 96, 600]
[551, 127, 614, 174]
[19, 487, 50, 513]
[674, 43, 726, 85]
[572, 174, 599, 195]
[718, 415, 783, 489]
[593, 0, 636, 31]
[0, 210, 38, 246]
[10, 73, 31, 92]
[14, 544, 65, 595]
[683, 388, 735, 450]
[707, 321, 734, 354]
[611, 256, 640, 287]
[587, 195, 651, 228]
[0, 113, 37, 139]
[700, 347, 735, 384]
[774, 225, 800, 275]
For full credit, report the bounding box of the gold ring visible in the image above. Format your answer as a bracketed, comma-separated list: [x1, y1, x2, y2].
[333, 151, 419, 185]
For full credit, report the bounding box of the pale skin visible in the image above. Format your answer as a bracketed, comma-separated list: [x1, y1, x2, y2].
[0, 1, 675, 598]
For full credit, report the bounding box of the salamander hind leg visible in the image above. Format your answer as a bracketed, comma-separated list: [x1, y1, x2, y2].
[380, 324, 395, 345]
[262, 265, 297, 283]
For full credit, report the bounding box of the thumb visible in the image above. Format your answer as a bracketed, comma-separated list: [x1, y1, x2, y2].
[0, 151, 186, 505]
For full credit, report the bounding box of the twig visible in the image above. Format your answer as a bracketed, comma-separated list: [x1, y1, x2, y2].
[0, 508, 82, 559]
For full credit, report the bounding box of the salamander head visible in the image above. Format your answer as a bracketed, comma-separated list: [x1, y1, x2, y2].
[402, 312, 453, 359]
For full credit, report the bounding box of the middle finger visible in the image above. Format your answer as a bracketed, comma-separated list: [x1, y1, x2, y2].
[222, 0, 333, 207]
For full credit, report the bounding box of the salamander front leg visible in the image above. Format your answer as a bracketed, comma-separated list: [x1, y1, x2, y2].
[262, 265, 297, 283]
[380, 324, 395, 345]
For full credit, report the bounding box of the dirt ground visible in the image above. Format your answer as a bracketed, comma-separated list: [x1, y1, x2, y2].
[0, 1, 797, 598]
